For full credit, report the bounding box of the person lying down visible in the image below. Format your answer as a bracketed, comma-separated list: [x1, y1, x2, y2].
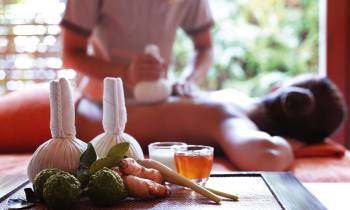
[117, 74, 346, 171]
[0, 74, 346, 172]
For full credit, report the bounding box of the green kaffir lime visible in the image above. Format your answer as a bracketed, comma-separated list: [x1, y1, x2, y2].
[43, 172, 81, 209]
[87, 167, 127, 206]
[33, 168, 65, 200]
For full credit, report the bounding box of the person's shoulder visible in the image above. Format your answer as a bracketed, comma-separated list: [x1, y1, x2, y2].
[208, 89, 252, 103]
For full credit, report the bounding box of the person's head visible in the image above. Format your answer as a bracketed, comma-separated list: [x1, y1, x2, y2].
[262, 74, 347, 144]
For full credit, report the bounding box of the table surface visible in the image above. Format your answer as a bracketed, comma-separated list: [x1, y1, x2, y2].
[1, 174, 349, 210]
[303, 182, 350, 210]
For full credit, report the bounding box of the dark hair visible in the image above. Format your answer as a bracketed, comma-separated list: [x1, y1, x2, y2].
[262, 74, 347, 144]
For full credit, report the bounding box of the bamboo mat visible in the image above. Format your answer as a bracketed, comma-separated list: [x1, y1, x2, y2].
[0, 176, 282, 210]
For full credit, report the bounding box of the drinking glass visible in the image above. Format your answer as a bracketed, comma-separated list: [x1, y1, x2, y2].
[174, 145, 214, 186]
[148, 142, 187, 171]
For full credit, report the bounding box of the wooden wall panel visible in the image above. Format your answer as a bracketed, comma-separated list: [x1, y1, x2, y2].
[326, 0, 350, 147]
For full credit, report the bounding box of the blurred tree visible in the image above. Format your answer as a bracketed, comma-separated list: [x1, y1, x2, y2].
[172, 0, 318, 96]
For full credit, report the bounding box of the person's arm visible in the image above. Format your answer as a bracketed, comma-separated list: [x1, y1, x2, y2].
[182, 30, 213, 84]
[62, 28, 164, 90]
[173, 30, 213, 96]
[62, 28, 128, 80]
[217, 118, 294, 171]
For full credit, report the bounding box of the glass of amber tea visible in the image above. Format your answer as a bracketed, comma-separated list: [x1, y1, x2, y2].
[174, 145, 214, 186]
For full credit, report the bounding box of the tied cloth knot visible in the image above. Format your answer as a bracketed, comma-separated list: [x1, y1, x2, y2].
[103, 77, 127, 135]
[49, 78, 76, 139]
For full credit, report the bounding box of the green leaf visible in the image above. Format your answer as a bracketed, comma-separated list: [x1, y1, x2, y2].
[89, 156, 119, 174]
[107, 142, 130, 159]
[89, 143, 130, 174]
[80, 143, 97, 167]
[75, 143, 97, 187]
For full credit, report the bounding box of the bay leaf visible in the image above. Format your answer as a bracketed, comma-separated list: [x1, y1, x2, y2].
[24, 188, 39, 203]
[89, 143, 130, 174]
[79, 143, 97, 168]
[89, 156, 118, 174]
[107, 142, 130, 159]
[76, 143, 97, 185]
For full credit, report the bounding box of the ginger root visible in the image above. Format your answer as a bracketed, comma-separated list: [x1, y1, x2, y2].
[122, 175, 170, 199]
[119, 158, 163, 184]
[112, 158, 169, 200]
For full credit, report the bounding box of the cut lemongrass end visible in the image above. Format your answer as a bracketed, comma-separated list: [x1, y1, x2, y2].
[205, 187, 239, 201]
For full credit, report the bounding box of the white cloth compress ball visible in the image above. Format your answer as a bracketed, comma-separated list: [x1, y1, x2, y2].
[91, 77, 144, 159]
[133, 44, 172, 104]
[134, 79, 172, 104]
[27, 78, 87, 182]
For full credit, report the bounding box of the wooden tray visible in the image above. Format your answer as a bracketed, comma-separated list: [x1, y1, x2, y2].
[0, 172, 326, 210]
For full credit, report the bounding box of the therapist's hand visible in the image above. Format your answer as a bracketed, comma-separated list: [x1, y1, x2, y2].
[172, 81, 199, 98]
[127, 54, 165, 88]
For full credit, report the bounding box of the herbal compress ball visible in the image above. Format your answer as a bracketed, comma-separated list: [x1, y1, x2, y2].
[87, 167, 127, 206]
[43, 173, 81, 209]
[33, 168, 65, 200]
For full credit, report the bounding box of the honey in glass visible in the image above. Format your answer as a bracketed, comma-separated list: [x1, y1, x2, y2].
[174, 145, 214, 186]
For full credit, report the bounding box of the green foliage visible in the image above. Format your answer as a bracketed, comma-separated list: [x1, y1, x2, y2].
[76, 143, 97, 186]
[89, 143, 130, 174]
[107, 142, 130, 159]
[76, 142, 129, 185]
[172, 0, 318, 96]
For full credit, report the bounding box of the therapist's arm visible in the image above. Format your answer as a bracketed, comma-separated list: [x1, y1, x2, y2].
[180, 30, 213, 84]
[62, 28, 129, 80]
[173, 30, 213, 96]
[62, 28, 164, 89]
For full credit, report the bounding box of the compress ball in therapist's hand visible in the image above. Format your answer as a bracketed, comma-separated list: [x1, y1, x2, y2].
[133, 45, 172, 104]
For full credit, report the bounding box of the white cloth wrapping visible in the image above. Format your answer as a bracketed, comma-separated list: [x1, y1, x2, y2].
[134, 79, 172, 103]
[144, 44, 162, 61]
[27, 78, 87, 182]
[91, 77, 144, 159]
[49, 78, 76, 138]
[103, 77, 126, 134]
[27, 138, 87, 182]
